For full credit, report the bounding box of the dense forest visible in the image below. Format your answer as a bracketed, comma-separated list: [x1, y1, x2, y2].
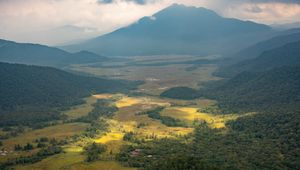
[0, 62, 141, 126]
[118, 118, 300, 169]
[158, 66, 300, 169]
[162, 66, 300, 113]
[207, 66, 300, 113]
[217, 40, 300, 77]
[160, 87, 200, 100]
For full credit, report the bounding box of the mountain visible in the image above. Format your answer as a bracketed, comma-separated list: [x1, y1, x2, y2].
[63, 4, 271, 56]
[271, 22, 300, 30]
[161, 66, 300, 113]
[0, 62, 140, 126]
[0, 39, 106, 67]
[208, 66, 300, 113]
[231, 31, 300, 63]
[218, 40, 300, 77]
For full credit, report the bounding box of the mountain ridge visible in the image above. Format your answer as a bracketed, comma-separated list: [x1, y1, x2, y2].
[63, 4, 272, 56]
[0, 39, 107, 67]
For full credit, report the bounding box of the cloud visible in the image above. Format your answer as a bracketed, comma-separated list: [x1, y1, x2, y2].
[97, 0, 160, 5]
[0, 0, 299, 45]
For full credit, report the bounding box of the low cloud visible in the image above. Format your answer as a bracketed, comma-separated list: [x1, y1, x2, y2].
[0, 0, 299, 45]
[98, 0, 160, 5]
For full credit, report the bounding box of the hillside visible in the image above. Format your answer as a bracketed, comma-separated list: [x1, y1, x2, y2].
[0, 62, 140, 126]
[162, 66, 300, 113]
[0, 39, 106, 67]
[64, 4, 271, 56]
[217, 40, 300, 77]
[208, 66, 300, 113]
[231, 31, 300, 62]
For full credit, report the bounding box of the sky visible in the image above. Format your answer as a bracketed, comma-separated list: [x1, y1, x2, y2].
[0, 0, 300, 45]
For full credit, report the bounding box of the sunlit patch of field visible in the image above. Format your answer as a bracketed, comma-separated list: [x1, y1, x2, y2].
[161, 107, 246, 129]
[95, 132, 124, 144]
[116, 97, 143, 108]
[115, 95, 170, 109]
[64, 96, 97, 120]
[63, 145, 84, 153]
[113, 101, 193, 139]
[2, 123, 88, 150]
[93, 94, 114, 99]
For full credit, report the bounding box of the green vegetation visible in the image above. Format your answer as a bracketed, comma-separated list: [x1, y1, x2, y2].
[140, 107, 187, 127]
[84, 142, 107, 162]
[74, 99, 118, 138]
[0, 62, 140, 126]
[117, 121, 299, 169]
[160, 87, 199, 100]
[162, 66, 300, 113]
[206, 66, 300, 113]
[217, 40, 300, 77]
[157, 66, 300, 169]
[1, 146, 63, 169]
[0, 39, 107, 67]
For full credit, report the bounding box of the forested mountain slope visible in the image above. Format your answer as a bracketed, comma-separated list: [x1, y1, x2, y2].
[0, 62, 140, 126]
[0, 39, 106, 67]
[218, 40, 300, 77]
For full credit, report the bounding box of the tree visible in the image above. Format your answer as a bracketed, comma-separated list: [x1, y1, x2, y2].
[23, 143, 34, 150]
[85, 142, 106, 162]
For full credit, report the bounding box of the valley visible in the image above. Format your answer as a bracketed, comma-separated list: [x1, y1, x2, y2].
[0, 2, 299, 170]
[0, 55, 243, 169]
[68, 55, 221, 95]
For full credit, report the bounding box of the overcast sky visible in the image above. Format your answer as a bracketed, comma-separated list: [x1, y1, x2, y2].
[1, 0, 300, 45]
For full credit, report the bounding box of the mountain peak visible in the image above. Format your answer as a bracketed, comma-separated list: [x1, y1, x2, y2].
[64, 4, 271, 56]
[154, 3, 219, 19]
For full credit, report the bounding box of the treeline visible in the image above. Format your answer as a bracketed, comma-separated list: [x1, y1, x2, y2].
[117, 122, 299, 169]
[140, 107, 186, 127]
[75, 99, 118, 138]
[161, 66, 300, 113]
[0, 137, 65, 169]
[0, 62, 141, 127]
[0, 146, 62, 169]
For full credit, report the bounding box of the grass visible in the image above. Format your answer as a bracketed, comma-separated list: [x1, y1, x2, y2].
[69, 160, 137, 170]
[63, 96, 98, 120]
[0, 122, 88, 164]
[2, 123, 88, 150]
[115, 97, 142, 108]
[95, 132, 124, 144]
[68, 55, 221, 95]
[14, 151, 136, 170]
[113, 96, 193, 139]
[161, 106, 250, 129]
